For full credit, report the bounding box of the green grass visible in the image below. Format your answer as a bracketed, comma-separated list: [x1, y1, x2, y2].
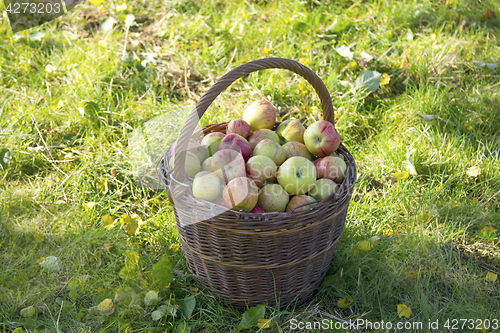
[1, 0, 499, 331]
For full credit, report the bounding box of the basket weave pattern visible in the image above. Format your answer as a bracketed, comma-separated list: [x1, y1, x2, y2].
[157, 58, 357, 308]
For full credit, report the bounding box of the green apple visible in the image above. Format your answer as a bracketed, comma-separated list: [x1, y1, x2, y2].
[257, 184, 290, 212]
[201, 157, 212, 172]
[253, 139, 286, 166]
[277, 156, 316, 195]
[168, 151, 200, 178]
[201, 132, 225, 156]
[248, 129, 280, 149]
[192, 171, 221, 201]
[309, 178, 339, 200]
[282, 141, 314, 161]
[222, 177, 259, 212]
[243, 100, 277, 131]
[246, 155, 277, 188]
[171, 138, 208, 163]
[303, 120, 341, 157]
[285, 195, 317, 212]
[276, 119, 306, 143]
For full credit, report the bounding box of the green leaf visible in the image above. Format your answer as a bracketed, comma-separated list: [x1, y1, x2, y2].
[321, 268, 343, 289]
[236, 303, 267, 331]
[28, 32, 45, 41]
[419, 114, 437, 122]
[403, 149, 417, 176]
[405, 28, 414, 41]
[0, 148, 11, 170]
[68, 278, 79, 302]
[335, 45, 353, 60]
[355, 70, 381, 93]
[327, 17, 351, 34]
[152, 256, 174, 287]
[114, 286, 138, 306]
[176, 322, 192, 333]
[119, 250, 140, 280]
[293, 22, 309, 32]
[472, 61, 497, 69]
[101, 17, 116, 33]
[178, 295, 196, 319]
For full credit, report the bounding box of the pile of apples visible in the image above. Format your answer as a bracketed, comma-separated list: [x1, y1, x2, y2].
[169, 100, 347, 213]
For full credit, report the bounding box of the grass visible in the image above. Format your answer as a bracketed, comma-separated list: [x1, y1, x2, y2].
[0, 0, 499, 331]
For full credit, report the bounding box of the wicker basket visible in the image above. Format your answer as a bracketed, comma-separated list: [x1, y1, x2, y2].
[157, 58, 357, 308]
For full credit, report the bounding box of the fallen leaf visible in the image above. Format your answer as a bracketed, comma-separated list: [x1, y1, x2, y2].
[480, 226, 497, 233]
[120, 214, 142, 236]
[83, 202, 96, 211]
[257, 318, 272, 329]
[357, 51, 374, 62]
[466, 166, 481, 177]
[39, 256, 62, 272]
[473, 61, 498, 70]
[357, 240, 373, 251]
[337, 296, 353, 308]
[380, 73, 390, 86]
[406, 271, 417, 278]
[34, 232, 44, 243]
[397, 304, 411, 318]
[237, 303, 267, 330]
[419, 114, 437, 122]
[102, 214, 116, 229]
[481, 9, 496, 20]
[336, 45, 354, 60]
[392, 172, 410, 180]
[101, 17, 116, 34]
[355, 70, 381, 93]
[144, 290, 159, 306]
[89, 0, 103, 5]
[98, 298, 114, 316]
[485, 272, 497, 283]
[403, 149, 417, 176]
[20, 306, 37, 317]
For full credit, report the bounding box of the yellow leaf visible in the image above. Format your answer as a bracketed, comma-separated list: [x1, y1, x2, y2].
[430, 33, 436, 41]
[89, 0, 103, 5]
[84, 202, 96, 211]
[392, 172, 410, 180]
[357, 240, 373, 251]
[188, 286, 199, 292]
[116, 2, 127, 11]
[37, 257, 46, 263]
[139, 279, 149, 289]
[383, 228, 394, 237]
[299, 58, 310, 66]
[102, 214, 116, 230]
[380, 73, 390, 85]
[120, 214, 142, 236]
[466, 166, 481, 177]
[123, 250, 140, 265]
[485, 272, 497, 283]
[390, 112, 403, 119]
[98, 298, 114, 316]
[34, 232, 44, 243]
[257, 318, 272, 329]
[337, 296, 354, 308]
[97, 179, 108, 194]
[20, 306, 37, 317]
[347, 61, 358, 70]
[406, 270, 417, 278]
[480, 226, 497, 233]
[257, 48, 269, 54]
[397, 304, 411, 318]
[169, 243, 180, 252]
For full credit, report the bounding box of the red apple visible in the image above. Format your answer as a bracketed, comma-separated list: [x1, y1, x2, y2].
[218, 133, 252, 161]
[253, 139, 286, 166]
[309, 178, 339, 200]
[243, 100, 277, 131]
[227, 119, 251, 139]
[314, 156, 347, 184]
[303, 120, 341, 157]
[246, 155, 277, 188]
[250, 206, 265, 214]
[282, 141, 314, 161]
[257, 184, 290, 213]
[248, 129, 280, 150]
[171, 139, 209, 163]
[211, 149, 246, 183]
[276, 119, 306, 144]
[285, 195, 317, 212]
[223, 177, 259, 212]
[192, 171, 221, 201]
[201, 132, 225, 156]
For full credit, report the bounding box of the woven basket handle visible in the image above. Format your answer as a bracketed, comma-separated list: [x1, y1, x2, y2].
[172, 57, 335, 183]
